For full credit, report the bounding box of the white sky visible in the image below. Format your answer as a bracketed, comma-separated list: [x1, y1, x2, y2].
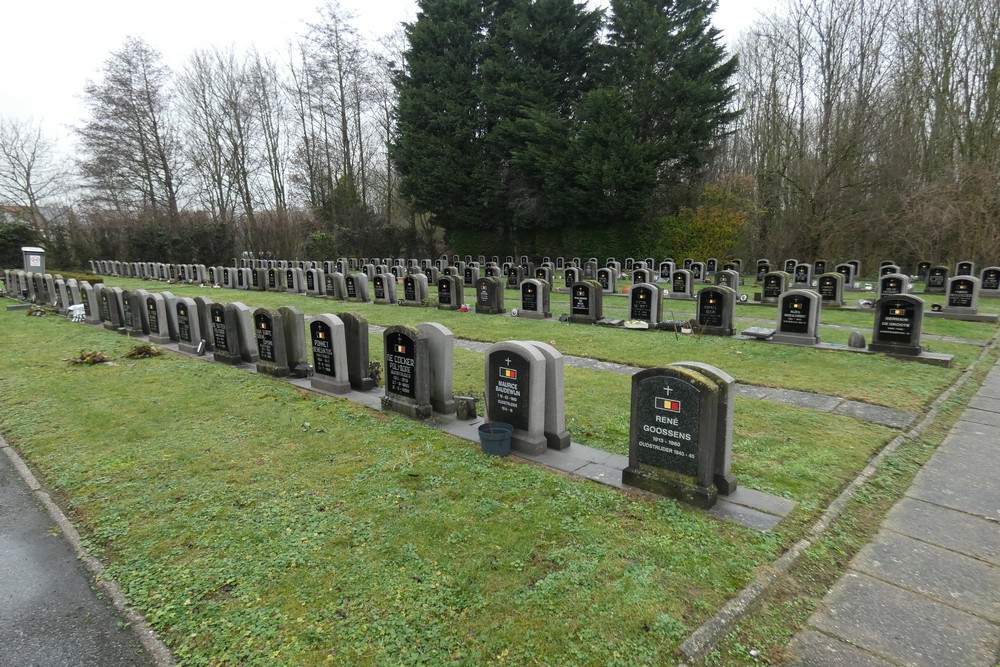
[1, 0, 771, 149]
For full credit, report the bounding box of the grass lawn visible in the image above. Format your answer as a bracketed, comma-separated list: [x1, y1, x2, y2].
[0, 277, 994, 665]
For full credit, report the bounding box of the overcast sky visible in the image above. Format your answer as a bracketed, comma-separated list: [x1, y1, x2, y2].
[1, 0, 771, 148]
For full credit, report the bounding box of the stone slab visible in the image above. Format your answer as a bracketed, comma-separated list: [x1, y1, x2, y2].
[831, 401, 915, 428]
[767, 389, 842, 411]
[733, 384, 776, 400]
[724, 486, 797, 517]
[787, 630, 896, 667]
[852, 531, 1000, 621]
[907, 449, 1000, 519]
[961, 407, 1000, 428]
[575, 462, 624, 487]
[937, 429, 999, 457]
[884, 498, 1000, 566]
[705, 500, 782, 531]
[968, 395, 1000, 414]
[810, 572, 999, 667]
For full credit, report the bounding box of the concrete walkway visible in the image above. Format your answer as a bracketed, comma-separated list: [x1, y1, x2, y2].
[0, 443, 161, 666]
[787, 363, 1000, 666]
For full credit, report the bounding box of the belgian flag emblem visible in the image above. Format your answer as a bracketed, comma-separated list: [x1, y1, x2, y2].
[656, 397, 681, 413]
[889, 308, 906, 316]
[500, 367, 517, 380]
[395, 343, 406, 354]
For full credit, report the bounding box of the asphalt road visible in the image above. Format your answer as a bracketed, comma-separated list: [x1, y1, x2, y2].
[0, 449, 158, 667]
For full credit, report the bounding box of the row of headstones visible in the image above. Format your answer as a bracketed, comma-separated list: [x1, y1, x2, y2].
[756, 258, 1000, 295]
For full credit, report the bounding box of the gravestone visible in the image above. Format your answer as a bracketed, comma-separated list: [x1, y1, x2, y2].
[596, 267, 616, 294]
[563, 266, 580, 290]
[309, 314, 351, 394]
[847, 259, 862, 278]
[834, 263, 855, 288]
[373, 274, 398, 304]
[568, 280, 603, 324]
[305, 268, 325, 296]
[793, 262, 813, 286]
[437, 275, 464, 311]
[401, 273, 429, 306]
[671, 361, 737, 495]
[690, 261, 706, 282]
[622, 365, 721, 508]
[326, 272, 347, 300]
[146, 293, 171, 344]
[916, 261, 931, 281]
[879, 264, 901, 277]
[210, 303, 243, 364]
[814, 259, 828, 275]
[463, 265, 479, 287]
[506, 265, 525, 290]
[756, 259, 771, 282]
[942, 276, 980, 314]
[194, 297, 214, 351]
[705, 258, 718, 275]
[695, 286, 736, 336]
[417, 322, 457, 414]
[980, 267, 1000, 298]
[714, 269, 739, 289]
[783, 258, 798, 273]
[339, 312, 377, 390]
[231, 302, 260, 364]
[683, 258, 694, 270]
[253, 308, 291, 377]
[629, 283, 662, 325]
[761, 271, 789, 304]
[475, 276, 505, 314]
[878, 272, 908, 298]
[382, 325, 432, 419]
[534, 266, 553, 286]
[279, 306, 310, 377]
[659, 261, 674, 281]
[868, 295, 924, 356]
[816, 272, 845, 307]
[523, 341, 570, 449]
[669, 270, 694, 300]
[773, 290, 821, 345]
[584, 259, 599, 279]
[517, 279, 551, 319]
[924, 265, 948, 293]
[175, 298, 202, 355]
[484, 341, 548, 454]
[955, 260, 975, 277]
[632, 268, 653, 286]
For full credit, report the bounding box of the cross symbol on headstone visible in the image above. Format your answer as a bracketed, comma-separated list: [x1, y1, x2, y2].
[662, 385, 673, 395]
[505, 357, 512, 365]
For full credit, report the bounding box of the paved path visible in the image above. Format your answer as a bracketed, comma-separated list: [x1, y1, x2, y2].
[786, 363, 1000, 666]
[0, 443, 160, 667]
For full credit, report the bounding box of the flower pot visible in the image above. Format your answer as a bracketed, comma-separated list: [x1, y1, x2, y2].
[478, 422, 513, 456]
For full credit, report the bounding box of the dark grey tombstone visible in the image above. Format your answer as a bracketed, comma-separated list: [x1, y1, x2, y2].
[847, 259, 862, 278]
[695, 286, 736, 336]
[792, 262, 813, 286]
[373, 274, 398, 304]
[254, 308, 290, 377]
[916, 261, 931, 281]
[629, 283, 662, 325]
[146, 293, 171, 344]
[924, 265, 948, 293]
[878, 272, 908, 298]
[761, 271, 790, 304]
[783, 258, 798, 273]
[714, 269, 739, 289]
[955, 260, 975, 277]
[563, 266, 580, 290]
[816, 272, 845, 307]
[670, 270, 694, 299]
[756, 260, 771, 282]
[632, 267, 653, 286]
[879, 264, 901, 277]
[980, 267, 1000, 297]
[869, 295, 925, 356]
[690, 261, 706, 282]
[517, 279, 551, 319]
[437, 275, 464, 311]
[382, 325, 432, 419]
[622, 365, 720, 508]
[814, 259, 828, 275]
[210, 303, 242, 364]
[705, 258, 718, 275]
[339, 312, 377, 390]
[943, 276, 980, 314]
[671, 361, 737, 495]
[773, 289, 821, 345]
[193, 297, 214, 350]
[506, 265, 525, 289]
[659, 261, 674, 281]
[463, 265, 480, 287]
[484, 341, 548, 454]
[475, 277, 505, 315]
[417, 322, 457, 414]
[176, 298, 202, 354]
[326, 272, 347, 300]
[310, 314, 351, 394]
[834, 262, 856, 289]
[569, 280, 603, 325]
[401, 273, 429, 306]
